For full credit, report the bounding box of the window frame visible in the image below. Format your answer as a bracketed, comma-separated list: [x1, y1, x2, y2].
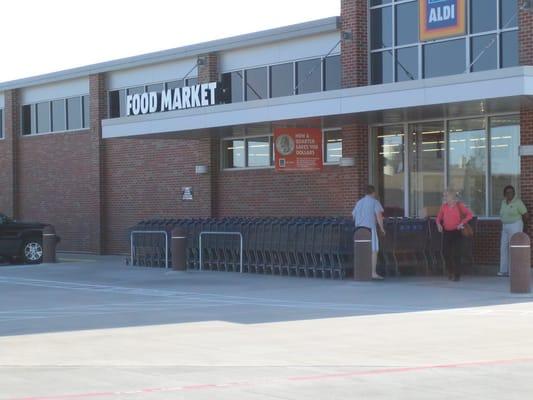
[323, 128, 343, 165]
[369, 112, 521, 219]
[369, 0, 520, 84]
[0, 109, 4, 139]
[20, 94, 89, 136]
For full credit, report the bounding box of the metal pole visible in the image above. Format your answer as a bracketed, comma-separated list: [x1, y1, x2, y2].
[240, 233, 243, 274]
[199, 233, 203, 271]
[165, 232, 168, 269]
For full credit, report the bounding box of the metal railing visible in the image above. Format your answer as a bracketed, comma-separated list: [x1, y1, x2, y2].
[130, 230, 169, 269]
[199, 231, 243, 273]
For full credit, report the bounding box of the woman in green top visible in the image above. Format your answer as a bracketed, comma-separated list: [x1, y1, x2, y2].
[499, 185, 528, 276]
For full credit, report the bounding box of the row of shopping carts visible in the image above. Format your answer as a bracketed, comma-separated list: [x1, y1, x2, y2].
[128, 216, 477, 278]
[379, 217, 477, 276]
[129, 217, 355, 279]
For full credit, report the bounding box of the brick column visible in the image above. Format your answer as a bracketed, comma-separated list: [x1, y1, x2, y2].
[341, 0, 368, 88]
[89, 74, 107, 254]
[197, 53, 219, 217]
[3, 90, 20, 219]
[520, 4, 533, 66]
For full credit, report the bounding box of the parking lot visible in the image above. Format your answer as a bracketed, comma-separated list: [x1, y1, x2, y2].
[1, 256, 533, 399]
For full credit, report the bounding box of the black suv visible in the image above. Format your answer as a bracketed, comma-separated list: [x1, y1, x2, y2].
[0, 214, 59, 264]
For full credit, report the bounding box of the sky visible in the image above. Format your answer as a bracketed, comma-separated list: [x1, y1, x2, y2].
[0, 0, 340, 83]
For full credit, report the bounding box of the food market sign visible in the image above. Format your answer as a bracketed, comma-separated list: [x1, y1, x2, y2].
[274, 128, 323, 172]
[419, 0, 466, 42]
[126, 82, 218, 116]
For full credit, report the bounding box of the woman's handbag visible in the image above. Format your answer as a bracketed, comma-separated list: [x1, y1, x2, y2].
[458, 203, 474, 237]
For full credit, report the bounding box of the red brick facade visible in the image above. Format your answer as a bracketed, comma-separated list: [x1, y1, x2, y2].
[0, 0, 531, 263]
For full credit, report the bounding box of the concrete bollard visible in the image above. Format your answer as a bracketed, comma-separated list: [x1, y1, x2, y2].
[171, 227, 188, 271]
[509, 232, 531, 294]
[42, 225, 58, 263]
[354, 227, 372, 281]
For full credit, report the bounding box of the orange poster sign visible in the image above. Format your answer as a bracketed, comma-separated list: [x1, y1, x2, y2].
[274, 128, 323, 171]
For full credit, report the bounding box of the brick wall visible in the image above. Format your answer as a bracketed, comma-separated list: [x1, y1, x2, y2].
[0, 90, 19, 218]
[102, 137, 216, 254]
[17, 132, 96, 252]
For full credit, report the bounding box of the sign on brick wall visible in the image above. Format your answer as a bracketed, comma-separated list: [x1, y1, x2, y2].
[274, 128, 323, 171]
[419, 0, 466, 42]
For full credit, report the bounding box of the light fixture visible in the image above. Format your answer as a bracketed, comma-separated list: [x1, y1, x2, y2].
[197, 56, 206, 66]
[195, 165, 209, 174]
[342, 31, 353, 42]
[522, 0, 533, 10]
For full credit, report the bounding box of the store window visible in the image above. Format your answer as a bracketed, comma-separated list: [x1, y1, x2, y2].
[21, 95, 88, 135]
[324, 130, 342, 163]
[245, 67, 268, 101]
[247, 137, 271, 167]
[424, 39, 466, 79]
[0, 109, 3, 139]
[370, 0, 520, 84]
[224, 139, 246, 168]
[270, 63, 294, 98]
[82, 95, 90, 129]
[324, 55, 341, 91]
[67, 97, 83, 130]
[371, 51, 393, 85]
[296, 58, 322, 94]
[374, 115, 520, 218]
[448, 118, 487, 216]
[490, 115, 521, 216]
[220, 71, 244, 103]
[52, 99, 66, 132]
[36, 102, 51, 134]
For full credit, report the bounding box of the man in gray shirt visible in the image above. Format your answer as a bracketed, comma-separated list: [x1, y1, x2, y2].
[352, 185, 386, 280]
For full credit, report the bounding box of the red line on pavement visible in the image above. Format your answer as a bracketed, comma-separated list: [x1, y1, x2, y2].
[10, 357, 533, 400]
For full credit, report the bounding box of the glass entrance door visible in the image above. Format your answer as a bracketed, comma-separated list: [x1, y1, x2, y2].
[408, 122, 445, 218]
[375, 125, 405, 217]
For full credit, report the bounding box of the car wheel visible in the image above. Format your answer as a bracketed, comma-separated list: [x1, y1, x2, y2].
[22, 239, 43, 264]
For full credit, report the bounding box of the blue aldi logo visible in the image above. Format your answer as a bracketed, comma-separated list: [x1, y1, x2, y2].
[420, 0, 466, 41]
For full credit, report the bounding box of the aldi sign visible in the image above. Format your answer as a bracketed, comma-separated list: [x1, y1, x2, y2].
[419, 0, 466, 42]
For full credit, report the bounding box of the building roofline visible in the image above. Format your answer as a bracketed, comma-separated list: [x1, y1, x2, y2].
[0, 17, 340, 92]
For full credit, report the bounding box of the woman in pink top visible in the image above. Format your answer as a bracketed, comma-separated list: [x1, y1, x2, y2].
[436, 188, 473, 281]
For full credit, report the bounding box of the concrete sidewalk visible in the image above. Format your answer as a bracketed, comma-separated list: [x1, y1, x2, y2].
[1, 256, 532, 399]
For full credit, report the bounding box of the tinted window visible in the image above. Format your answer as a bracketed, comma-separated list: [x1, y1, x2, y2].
[448, 118, 487, 215]
[324, 130, 342, 163]
[0, 109, 3, 138]
[501, 0, 518, 28]
[396, 1, 418, 46]
[83, 95, 89, 128]
[371, 6, 392, 49]
[147, 83, 164, 93]
[166, 80, 184, 90]
[296, 58, 322, 94]
[270, 63, 294, 98]
[52, 99, 66, 132]
[324, 55, 341, 91]
[423, 39, 465, 78]
[224, 140, 245, 168]
[501, 31, 519, 68]
[245, 67, 268, 101]
[490, 115, 520, 215]
[471, 0, 497, 34]
[220, 72, 244, 104]
[396, 46, 418, 81]
[471, 34, 497, 72]
[370, 0, 391, 5]
[21, 105, 34, 135]
[371, 51, 393, 84]
[186, 77, 198, 86]
[109, 90, 122, 118]
[37, 102, 51, 133]
[128, 86, 144, 95]
[67, 97, 83, 130]
[247, 137, 271, 167]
